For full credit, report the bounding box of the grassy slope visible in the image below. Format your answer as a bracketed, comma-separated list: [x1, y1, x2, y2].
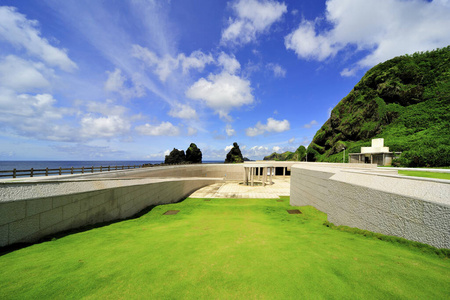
[308, 46, 450, 167]
[398, 170, 450, 180]
[0, 198, 449, 299]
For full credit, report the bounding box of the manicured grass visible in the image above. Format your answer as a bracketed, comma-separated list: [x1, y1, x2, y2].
[0, 197, 449, 299]
[398, 170, 450, 180]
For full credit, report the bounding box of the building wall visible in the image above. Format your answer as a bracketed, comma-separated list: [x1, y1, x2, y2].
[0, 163, 247, 248]
[290, 164, 450, 249]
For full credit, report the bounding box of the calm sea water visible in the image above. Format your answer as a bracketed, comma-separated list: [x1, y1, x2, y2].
[0, 161, 223, 172]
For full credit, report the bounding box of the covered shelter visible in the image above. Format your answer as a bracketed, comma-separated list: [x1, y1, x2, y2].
[243, 163, 275, 186]
[349, 138, 401, 166]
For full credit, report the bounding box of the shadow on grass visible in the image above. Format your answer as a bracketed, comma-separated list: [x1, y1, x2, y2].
[0, 204, 158, 257]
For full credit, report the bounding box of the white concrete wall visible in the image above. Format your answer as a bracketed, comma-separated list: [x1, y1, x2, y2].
[0, 163, 246, 247]
[290, 163, 450, 249]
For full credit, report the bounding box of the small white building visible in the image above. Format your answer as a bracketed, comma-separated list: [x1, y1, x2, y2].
[349, 138, 401, 166]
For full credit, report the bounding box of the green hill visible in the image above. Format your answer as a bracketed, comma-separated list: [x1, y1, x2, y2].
[307, 46, 450, 167]
[263, 146, 306, 161]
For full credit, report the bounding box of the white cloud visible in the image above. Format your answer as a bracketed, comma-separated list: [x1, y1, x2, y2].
[266, 63, 286, 78]
[340, 67, 357, 77]
[0, 90, 76, 141]
[272, 146, 281, 152]
[221, 0, 287, 45]
[80, 115, 131, 138]
[218, 52, 241, 74]
[0, 6, 77, 72]
[0, 55, 51, 92]
[285, 20, 335, 61]
[246, 117, 290, 136]
[285, 0, 450, 74]
[132, 45, 213, 82]
[135, 121, 180, 136]
[180, 50, 214, 74]
[288, 137, 295, 144]
[243, 145, 270, 158]
[225, 145, 234, 152]
[187, 127, 198, 136]
[168, 103, 198, 120]
[186, 72, 254, 120]
[303, 120, 318, 128]
[104, 68, 145, 99]
[225, 124, 236, 136]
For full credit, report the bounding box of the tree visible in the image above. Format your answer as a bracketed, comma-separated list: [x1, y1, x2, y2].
[225, 142, 244, 163]
[164, 148, 186, 164]
[186, 143, 202, 163]
[294, 145, 307, 161]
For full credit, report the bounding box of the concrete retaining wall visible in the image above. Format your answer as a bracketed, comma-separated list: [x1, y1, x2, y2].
[290, 164, 450, 249]
[0, 163, 246, 247]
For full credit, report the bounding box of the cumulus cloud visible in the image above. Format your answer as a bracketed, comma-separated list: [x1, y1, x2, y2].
[0, 6, 77, 72]
[303, 120, 318, 128]
[135, 121, 180, 136]
[243, 145, 270, 158]
[285, 0, 450, 74]
[266, 63, 286, 78]
[272, 146, 281, 152]
[246, 117, 290, 136]
[132, 45, 213, 82]
[80, 115, 131, 138]
[225, 124, 236, 136]
[0, 55, 51, 92]
[186, 72, 254, 120]
[104, 68, 145, 99]
[221, 0, 287, 45]
[218, 52, 241, 74]
[0, 89, 76, 141]
[288, 137, 295, 144]
[168, 103, 198, 120]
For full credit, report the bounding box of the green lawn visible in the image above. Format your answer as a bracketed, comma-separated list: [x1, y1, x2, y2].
[1, 197, 449, 299]
[398, 170, 450, 180]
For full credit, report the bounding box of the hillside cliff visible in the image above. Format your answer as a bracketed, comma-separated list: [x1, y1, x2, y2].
[308, 46, 450, 167]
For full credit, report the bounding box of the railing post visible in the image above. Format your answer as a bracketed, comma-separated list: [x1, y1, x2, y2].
[45, 167, 48, 176]
[71, 167, 74, 174]
[91, 166, 94, 173]
[108, 166, 110, 171]
[100, 166, 103, 172]
[59, 167, 62, 175]
[82, 166, 84, 174]
[30, 168, 34, 177]
[115, 166, 118, 170]
[12, 168, 16, 178]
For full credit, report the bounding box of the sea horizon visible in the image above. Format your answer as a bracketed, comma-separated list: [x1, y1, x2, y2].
[0, 160, 224, 172]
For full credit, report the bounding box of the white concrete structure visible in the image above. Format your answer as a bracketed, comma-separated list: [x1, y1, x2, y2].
[349, 138, 400, 166]
[290, 163, 450, 249]
[243, 163, 274, 186]
[0, 164, 243, 247]
[1, 161, 449, 250]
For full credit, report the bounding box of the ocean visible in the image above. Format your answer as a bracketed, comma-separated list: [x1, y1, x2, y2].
[0, 160, 224, 172]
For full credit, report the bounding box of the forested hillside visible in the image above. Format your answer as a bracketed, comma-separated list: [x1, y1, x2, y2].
[306, 46, 450, 167]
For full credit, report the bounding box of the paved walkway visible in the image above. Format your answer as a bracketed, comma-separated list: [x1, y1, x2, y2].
[189, 177, 290, 199]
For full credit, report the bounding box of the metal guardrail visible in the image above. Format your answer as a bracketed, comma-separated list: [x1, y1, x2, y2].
[0, 165, 144, 179]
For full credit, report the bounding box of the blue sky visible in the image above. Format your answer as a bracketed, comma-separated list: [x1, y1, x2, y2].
[0, 0, 449, 161]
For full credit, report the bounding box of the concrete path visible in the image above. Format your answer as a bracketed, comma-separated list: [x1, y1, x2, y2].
[189, 177, 290, 199]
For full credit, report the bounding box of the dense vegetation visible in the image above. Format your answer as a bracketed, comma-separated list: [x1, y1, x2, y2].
[1, 198, 448, 298]
[225, 142, 244, 163]
[264, 145, 306, 161]
[306, 46, 450, 167]
[164, 143, 202, 164]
